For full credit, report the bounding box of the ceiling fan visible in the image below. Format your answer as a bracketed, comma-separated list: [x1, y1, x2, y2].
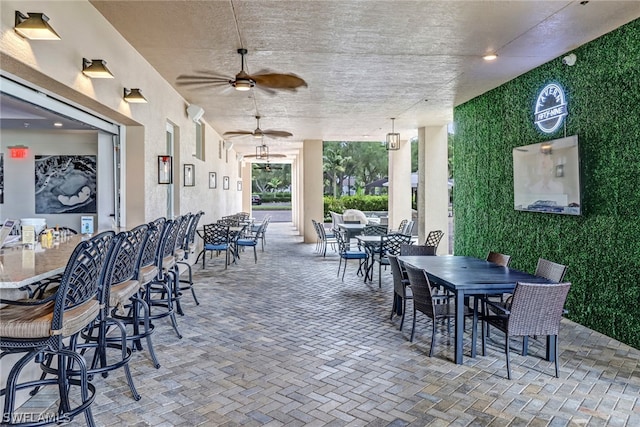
[176, 48, 307, 93]
[253, 162, 284, 172]
[223, 116, 293, 139]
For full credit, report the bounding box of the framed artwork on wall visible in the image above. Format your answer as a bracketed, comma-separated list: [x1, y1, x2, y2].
[223, 176, 230, 190]
[158, 155, 172, 184]
[237, 181, 242, 191]
[184, 164, 195, 186]
[35, 155, 97, 214]
[209, 172, 217, 189]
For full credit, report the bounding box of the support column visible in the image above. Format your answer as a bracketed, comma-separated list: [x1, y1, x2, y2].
[242, 161, 252, 214]
[418, 126, 449, 254]
[302, 139, 323, 243]
[387, 139, 412, 232]
[291, 157, 299, 230]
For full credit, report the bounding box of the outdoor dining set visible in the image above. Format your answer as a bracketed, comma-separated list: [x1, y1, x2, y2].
[313, 213, 571, 380]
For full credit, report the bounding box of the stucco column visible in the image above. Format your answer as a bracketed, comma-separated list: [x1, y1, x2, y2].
[242, 161, 252, 214]
[387, 140, 412, 232]
[418, 126, 449, 254]
[291, 156, 299, 230]
[302, 139, 323, 243]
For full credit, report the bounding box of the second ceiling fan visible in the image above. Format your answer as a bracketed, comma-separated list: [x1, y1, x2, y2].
[223, 116, 292, 139]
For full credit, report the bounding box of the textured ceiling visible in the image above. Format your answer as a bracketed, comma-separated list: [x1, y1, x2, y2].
[89, 0, 639, 155]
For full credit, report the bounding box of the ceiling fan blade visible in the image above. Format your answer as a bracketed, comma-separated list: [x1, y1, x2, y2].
[263, 130, 293, 138]
[222, 131, 254, 138]
[250, 72, 307, 91]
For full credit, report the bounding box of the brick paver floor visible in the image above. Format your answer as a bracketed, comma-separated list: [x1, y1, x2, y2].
[32, 223, 640, 426]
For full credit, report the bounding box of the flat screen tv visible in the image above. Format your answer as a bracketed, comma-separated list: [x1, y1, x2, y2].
[513, 135, 581, 215]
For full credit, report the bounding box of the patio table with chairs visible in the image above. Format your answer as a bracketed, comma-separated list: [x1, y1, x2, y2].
[398, 255, 562, 365]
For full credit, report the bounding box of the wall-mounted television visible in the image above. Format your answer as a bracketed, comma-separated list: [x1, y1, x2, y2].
[513, 135, 581, 215]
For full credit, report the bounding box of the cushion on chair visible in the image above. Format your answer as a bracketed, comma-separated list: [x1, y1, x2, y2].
[343, 250, 367, 259]
[0, 298, 100, 339]
[109, 280, 141, 308]
[175, 248, 185, 261]
[204, 243, 228, 251]
[237, 239, 256, 246]
[139, 265, 159, 284]
[163, 255, 176, 269]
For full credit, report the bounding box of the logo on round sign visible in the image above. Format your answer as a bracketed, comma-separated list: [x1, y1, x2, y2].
[534, 83, 567, 134]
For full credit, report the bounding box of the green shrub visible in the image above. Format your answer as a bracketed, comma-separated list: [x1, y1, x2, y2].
[323, 195, 388, 220]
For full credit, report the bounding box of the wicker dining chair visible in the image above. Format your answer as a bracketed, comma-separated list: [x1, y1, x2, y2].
[388, 255, 412, 331]
[404, 264, 458, 356]
[481, 281, 571, 379]
[535, 258, 568, 282]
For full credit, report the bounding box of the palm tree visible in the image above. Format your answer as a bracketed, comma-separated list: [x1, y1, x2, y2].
[266, 177, 283, 192]
[323, 145, 351, 197]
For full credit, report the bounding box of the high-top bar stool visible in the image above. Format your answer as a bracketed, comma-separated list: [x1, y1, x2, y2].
[176, 211, 204, 312]
[0, 232, 114, 427]
[145, 218, 183, 339]
[66, 231, 143, 401]
[109, 224, 161, 369]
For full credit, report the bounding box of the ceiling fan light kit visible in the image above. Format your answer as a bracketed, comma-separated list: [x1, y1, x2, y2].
[176, 47, 307, 92]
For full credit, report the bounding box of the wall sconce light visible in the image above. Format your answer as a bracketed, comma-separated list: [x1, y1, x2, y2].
[123, 88, 147, 103]
[385, 118, 400, 151]
[14, 11, 60, 40]
[8, 145, 29, 159]
[82, 58, 114, 79]
[223, 140, 234, 151]
[256, 144, 269, 160]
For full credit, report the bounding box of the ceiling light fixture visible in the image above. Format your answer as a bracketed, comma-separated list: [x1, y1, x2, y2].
[53, 122, 63, 127]
[385, 118, 400, 151]
[14, 11, 60, 40]
[483, 53, 498, 61]
[123, 88, 148, 103]
[82, 58, 114, 78]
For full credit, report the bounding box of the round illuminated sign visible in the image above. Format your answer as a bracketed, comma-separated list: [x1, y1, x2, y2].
[534, 83, 568, 134]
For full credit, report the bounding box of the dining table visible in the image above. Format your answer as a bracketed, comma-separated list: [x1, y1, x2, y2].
[337, 223, 366, 242]
[355, 235, 383, 282]
[398, 255, 557, 365]
[0, 234, 86, 295]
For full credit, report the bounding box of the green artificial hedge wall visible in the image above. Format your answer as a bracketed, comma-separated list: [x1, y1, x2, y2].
[453, 19, 640, 349]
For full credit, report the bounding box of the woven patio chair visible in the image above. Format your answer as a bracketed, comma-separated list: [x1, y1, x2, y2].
[404, 264, 462, 356]
[481, 281, 571, 379]
[388, 255, 412, 331]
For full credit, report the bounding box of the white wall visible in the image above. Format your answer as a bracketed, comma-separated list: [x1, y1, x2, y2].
[0, 0, 241, 228]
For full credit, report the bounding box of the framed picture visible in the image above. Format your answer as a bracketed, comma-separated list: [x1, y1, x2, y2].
[209, 172, 217, 189]
[184, 164, 195, 186]
[223, 176, 230, 190]
[237, 181, 242, 191]
[158, 155, 172, 184]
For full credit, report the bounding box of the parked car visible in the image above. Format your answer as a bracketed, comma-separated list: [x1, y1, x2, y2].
[526, 200, 563, 212]
[251, 195, 262, 205]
